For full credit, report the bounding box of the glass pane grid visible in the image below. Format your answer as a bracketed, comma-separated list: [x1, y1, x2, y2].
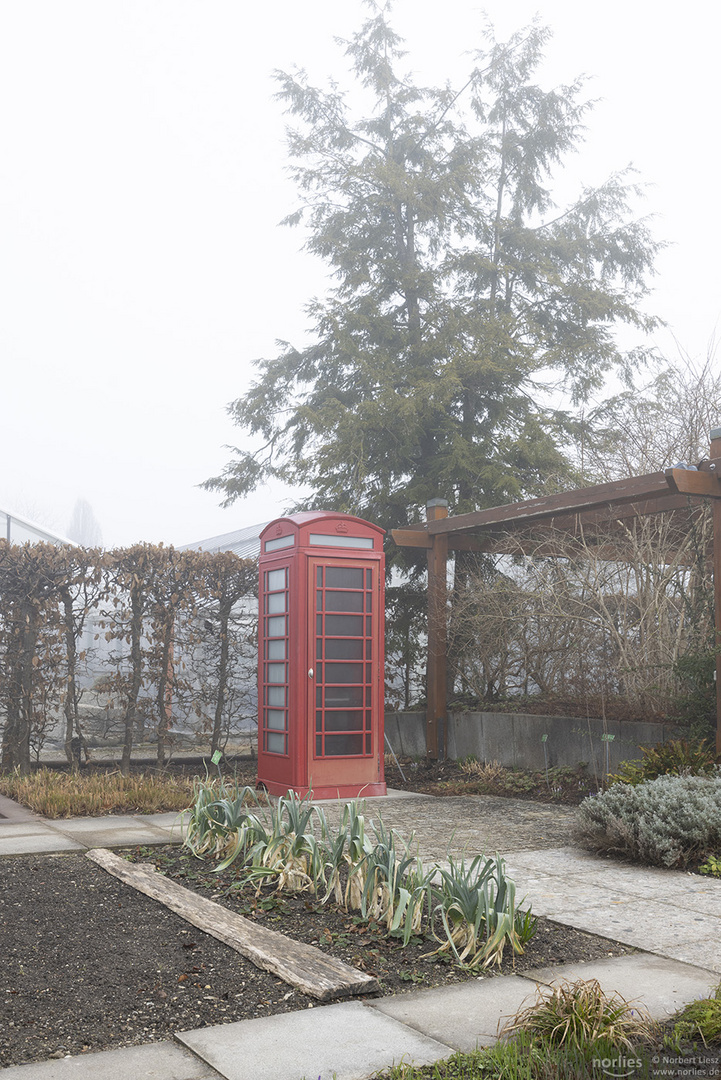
[262, 570, 290, 757]
[315, 565, 373, 759]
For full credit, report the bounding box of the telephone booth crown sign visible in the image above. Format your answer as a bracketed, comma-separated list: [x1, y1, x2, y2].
[257, 512, 386, 799]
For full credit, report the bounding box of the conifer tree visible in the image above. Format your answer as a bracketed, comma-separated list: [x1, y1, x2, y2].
[206, 4, 660, 533]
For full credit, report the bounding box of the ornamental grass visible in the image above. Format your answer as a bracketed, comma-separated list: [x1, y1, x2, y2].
[0, 767, 195, 818]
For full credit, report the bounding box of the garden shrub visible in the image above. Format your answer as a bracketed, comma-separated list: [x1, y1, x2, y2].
[577, 773, 721, 868]
[609, 738, 718, 787]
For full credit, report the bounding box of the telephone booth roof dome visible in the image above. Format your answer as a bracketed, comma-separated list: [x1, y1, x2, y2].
[260, 512, 384, 537]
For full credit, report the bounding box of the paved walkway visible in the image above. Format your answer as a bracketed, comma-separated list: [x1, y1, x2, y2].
[2, 790, 721, 1078]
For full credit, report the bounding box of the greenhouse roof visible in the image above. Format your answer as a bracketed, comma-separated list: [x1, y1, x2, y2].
[0, 506, 75, 547]
[179, 521, 268, 561]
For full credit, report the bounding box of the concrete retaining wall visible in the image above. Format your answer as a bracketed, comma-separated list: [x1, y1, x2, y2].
[384, 710, 672, 774]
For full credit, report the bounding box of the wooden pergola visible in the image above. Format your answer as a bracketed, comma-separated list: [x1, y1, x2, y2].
[393, 430, 721, 758]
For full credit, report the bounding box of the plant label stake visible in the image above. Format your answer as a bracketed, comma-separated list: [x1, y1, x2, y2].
[541, 734, 549, 789]
[600, 733, 615, 778]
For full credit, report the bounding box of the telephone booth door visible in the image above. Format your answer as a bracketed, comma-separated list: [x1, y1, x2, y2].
[309, 559, 381, 794]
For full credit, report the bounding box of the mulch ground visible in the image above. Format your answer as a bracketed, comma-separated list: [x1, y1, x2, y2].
[0, 846, 635, 1067]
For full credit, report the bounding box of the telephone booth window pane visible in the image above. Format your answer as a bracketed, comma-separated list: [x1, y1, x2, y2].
[266, 710, 286, 730]
[267, 568, 287, 591]
[326, 614, 362, 637]
[267, 592, 286, 614]
[267, 686, 285, 706]
[325, 711, 363, 731]
[326, 639, 363, 660]
[325, 686, 363, 707]
[267, 616, 286, 637]
[316, 590, 323, 610]
[316, 711, 322, 731]
[316, 735, 323, 755]
[267, 732, 285, 753]
[365, 735, 371, 754]
[365, 616, 372, 635]
[265, 534, 294, 552]
[325, 662, 363, 683]
[365, 640, 371, 660]
[365, 569, 372, 588]
[316, 614, 323, 634]
[325, 590, 363, 612]
[317, 567, 323, 586]
[325, 567, 364, 588]
[267, 663, 286, 683]
[316, 639, 322, 659]
[267, 639, 286, 660]
[325, 734, 363, 756]
[365, 591, 372, 611]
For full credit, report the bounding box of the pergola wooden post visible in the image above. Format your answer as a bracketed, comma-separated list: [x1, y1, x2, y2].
[711, 428, 721, 756]
[425, 499, 448, 760]
[393, 431, 721, 759]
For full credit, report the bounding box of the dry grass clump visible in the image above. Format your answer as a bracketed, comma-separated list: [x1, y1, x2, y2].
[0, 767, 195, 817]
[504, 978, 655, 1053]
[458, 758, 505, 783]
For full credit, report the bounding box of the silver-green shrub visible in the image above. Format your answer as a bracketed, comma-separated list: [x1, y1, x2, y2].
[577, 771, 721, 868]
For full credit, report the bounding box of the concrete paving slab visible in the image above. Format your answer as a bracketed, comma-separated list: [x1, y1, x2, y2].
[0, 794, 37, 823]
[0, 822, 61, 838]
[504, 874, 638, 918]
[58, 829, 176, 849]
[650, 937, 721, 975]
[312, 788, 433, 805]
[176, 1000, 454, 1080]
[526, 953, 720, 1019]
[0, 1040, 222, 1079]
[369, 975, 539, 1053]
[552, 900, 721, 957]
[0, 833, 83, 855]
[47, 817, 177, 849]
[135, 813, 188, 831]
[51, 815, 160, 833]
[503, 847, 608, 876]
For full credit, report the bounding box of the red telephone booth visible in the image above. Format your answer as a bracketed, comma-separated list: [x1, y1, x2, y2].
[257, 512, 386, 799]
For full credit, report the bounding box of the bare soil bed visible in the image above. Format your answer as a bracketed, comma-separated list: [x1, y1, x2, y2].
[0, 846, 635, 1067]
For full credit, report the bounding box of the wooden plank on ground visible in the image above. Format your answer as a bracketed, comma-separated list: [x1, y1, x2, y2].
[86, 847, 377, 1002]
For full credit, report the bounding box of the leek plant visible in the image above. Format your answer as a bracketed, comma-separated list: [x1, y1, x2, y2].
[322, 800, 374, 909]
[183, 777, 259, 859]
[358, 818, 433, 944]
[218, 789, 328, 894]
[427, 853, 533, 968]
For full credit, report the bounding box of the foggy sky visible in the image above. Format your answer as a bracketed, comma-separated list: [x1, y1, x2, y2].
[0, 1, 717, 547]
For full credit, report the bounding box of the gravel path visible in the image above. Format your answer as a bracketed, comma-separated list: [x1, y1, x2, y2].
[319, 794, 578, 863]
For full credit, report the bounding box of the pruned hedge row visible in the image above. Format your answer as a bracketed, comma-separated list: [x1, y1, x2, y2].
[0, 541, 257, 773]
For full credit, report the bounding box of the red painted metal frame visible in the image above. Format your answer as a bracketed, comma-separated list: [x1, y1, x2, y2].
[257, 512, 387, 799]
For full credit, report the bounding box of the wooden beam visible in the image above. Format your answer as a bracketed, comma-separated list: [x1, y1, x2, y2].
[392, 528, 432, 548]
[665, 468, 721, 498]
[426, 473, 676, 536]
[86, 848, 377, 1001]
[393, 528, 484, 552]
[425, 501, 448, 760]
